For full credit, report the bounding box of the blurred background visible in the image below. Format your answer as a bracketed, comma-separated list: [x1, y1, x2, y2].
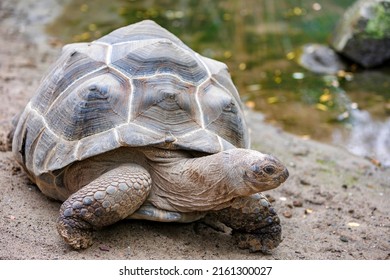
[46, 0, 390, 166]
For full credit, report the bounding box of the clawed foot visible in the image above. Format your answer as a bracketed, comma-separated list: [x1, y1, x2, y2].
[205, 194, 282, 253]
[235, 223, 282, 253]
[57, 217, 94, 249]
[202, 217, 281, 253]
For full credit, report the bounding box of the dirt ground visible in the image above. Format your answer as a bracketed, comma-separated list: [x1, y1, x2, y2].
[0, 0, 389, 260]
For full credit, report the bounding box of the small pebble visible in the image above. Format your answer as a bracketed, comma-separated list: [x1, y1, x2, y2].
[99, 245, 110, 252]
[347, 222, 360, 227]
[300, 179, 310, 186]
[340, 236, 349, 242]
[283, 211, 292, 218]
[265, 194, 275, 203]
[293, 200, 303, 207]
[11, 166, 21, 175]
[305, 208, 313, 214]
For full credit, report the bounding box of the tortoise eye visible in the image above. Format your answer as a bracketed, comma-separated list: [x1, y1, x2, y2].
[264, 165, 276, 175]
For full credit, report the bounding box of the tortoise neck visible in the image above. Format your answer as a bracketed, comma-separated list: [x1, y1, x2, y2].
[146, 149, 244, 212]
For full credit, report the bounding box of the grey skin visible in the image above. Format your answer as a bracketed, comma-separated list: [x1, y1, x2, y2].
[56, 147, 288, 252]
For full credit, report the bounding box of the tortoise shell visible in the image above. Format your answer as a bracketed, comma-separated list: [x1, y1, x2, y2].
[12, 20, 249, 192]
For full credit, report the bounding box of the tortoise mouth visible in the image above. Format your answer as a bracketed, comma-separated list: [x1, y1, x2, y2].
[243, 173, 279, 193]
[278, 168, 289, 183]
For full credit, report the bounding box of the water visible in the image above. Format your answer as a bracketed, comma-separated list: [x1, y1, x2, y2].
[46, 0, 390, 166]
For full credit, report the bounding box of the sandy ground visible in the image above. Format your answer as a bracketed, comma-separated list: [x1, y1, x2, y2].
[0, 0, 389, 260]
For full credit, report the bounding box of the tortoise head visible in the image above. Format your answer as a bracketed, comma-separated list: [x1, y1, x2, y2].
[227, 149, 289, 196]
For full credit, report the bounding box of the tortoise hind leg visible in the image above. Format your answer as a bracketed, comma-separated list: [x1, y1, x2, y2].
[204, 193, 281, 253]
[57, 164, 151, 249]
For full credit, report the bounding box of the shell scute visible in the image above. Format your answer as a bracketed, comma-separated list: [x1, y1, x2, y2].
[45, 71, 130, 141]
[111, 40, 208, 84]
[131, 75, 201, 136]
[31, 49, 107, 115]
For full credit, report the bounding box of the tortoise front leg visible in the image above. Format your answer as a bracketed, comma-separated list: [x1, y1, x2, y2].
[57, 164, 152, 249]
[205, 193, 281, 253]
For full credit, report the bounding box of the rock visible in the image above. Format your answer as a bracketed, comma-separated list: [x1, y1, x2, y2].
[297, 44, 346, 74]
[331, 0, 390, 68]
[283, 211, 293, 218]
[305, 208, 313, 214]
[265, 194, 275, 203]
[299, 179, 311, 186]
[340, 235, 349, 242]
[99, 245, 110, 252]
[293, 200, 303, 207]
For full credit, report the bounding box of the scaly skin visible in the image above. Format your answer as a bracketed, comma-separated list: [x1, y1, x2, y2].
[57, 164, 152, 249]
[206, 193, 281, 253]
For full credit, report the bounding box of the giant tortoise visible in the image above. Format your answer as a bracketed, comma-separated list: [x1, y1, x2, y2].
[12, 20, 289, 252]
